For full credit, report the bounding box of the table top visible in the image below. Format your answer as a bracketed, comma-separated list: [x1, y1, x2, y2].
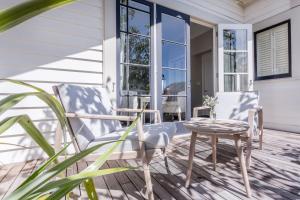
[183, 118, 249, 135]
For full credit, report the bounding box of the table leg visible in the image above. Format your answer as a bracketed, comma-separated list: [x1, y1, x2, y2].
[234, 135, 252, 198]
[185, 131, 197, 188]
[211, 135, 217, 171]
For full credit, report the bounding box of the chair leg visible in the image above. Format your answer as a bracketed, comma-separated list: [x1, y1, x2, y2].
[142, 157, 154, 200]
[246, 136, 252, 169]
[234, 135, 252, 198]
[211, 135, 217, 171]
[162, 148, 170, 174]
[259, 129, 263, 150]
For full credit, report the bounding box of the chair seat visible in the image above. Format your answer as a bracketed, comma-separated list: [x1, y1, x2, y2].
[86, 122, 177, 153]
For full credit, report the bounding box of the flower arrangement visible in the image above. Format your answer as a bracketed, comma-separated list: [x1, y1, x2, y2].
[202, 95, 218, 119]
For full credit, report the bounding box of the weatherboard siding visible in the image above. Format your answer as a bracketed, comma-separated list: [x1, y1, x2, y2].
[0, 0, 104, 164]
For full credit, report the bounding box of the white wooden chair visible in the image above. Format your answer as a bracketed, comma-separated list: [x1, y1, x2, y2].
[53, 84, 177, 200]
[193, 91, 264, 168]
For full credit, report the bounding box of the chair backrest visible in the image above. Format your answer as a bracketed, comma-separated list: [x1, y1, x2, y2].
[54, 84, 122, 150]
[215, 91, 259, 122]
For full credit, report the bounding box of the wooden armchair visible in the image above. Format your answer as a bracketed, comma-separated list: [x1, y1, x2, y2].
[193, 92, 264, 168]
[53, 84, 177, 200]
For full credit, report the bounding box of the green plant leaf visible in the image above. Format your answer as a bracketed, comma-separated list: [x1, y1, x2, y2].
[0, 0, 77, 32]
[31, 167, 133, 199]
[17, 143, 71, 190]
[4, 141, 117, 200]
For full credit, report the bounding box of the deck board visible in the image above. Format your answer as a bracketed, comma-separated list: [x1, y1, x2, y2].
[0, 129, 299, 200]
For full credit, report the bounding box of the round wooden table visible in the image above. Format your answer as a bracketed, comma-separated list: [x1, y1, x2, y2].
[183, 118, 251, 197]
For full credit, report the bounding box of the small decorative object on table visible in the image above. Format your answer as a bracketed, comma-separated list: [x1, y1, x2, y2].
[203, 95, 218, 119]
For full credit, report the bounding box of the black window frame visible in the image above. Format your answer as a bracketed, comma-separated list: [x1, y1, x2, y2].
[254, 19, 292, 81]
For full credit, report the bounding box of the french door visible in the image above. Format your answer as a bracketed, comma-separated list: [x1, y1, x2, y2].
[157, 6, 190, 121]
[218, 24, 253, 92]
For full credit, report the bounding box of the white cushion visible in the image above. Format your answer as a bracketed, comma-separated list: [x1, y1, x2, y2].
[56, 84, 122, 150]
[86, 122, 177, 153]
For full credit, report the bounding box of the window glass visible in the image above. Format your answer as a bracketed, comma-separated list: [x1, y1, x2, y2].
[162, 69, 186, 95]
[224, 75, 237, 92]
[128, 66, 150, 94]
[128, 0, 150, 12]
[129, 35, 150, 65]
[128, 8, 150, 36]
[162, 14, 186, 43]
[224, 52, 247, 73]
[162, 42, 186, 69]
[120, 6, 127, 32]
[223, 29, 247, 50]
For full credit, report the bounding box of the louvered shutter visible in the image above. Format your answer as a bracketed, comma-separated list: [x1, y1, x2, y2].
[256, 29, 273, 77]
[273, 23, 289, 75]
[255, 21, 290, 79]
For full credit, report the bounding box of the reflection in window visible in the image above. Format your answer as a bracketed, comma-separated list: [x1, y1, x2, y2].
[162, 69, 186, 95]
[162, 42, 186, 69]
[118, 0, 152, 119]
[162, 14, 186, 43]
[224, 52, 247, 73]
[223, 29, 247, 50]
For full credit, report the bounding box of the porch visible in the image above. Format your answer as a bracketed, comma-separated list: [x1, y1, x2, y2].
[1, 129, 299, 200]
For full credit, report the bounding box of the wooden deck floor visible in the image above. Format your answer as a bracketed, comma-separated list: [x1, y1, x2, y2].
[1, 129, 299, 199]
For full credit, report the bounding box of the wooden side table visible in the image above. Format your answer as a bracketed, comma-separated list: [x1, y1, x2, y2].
[183, 118, 252, 197]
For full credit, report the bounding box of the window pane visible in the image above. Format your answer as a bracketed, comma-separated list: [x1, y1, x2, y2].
[162, 14, 186, 43]
[162, 69, 186, 95]
[224, 52, 247, 73]
[120, 33, 127, 63]
[162, 96, 186, 121]
[128, 8, 150, 35]
[129, 35, 150, 65]
[128, 66, 150, 94]
[120, 6, 127, 32]
[224, 29, 247, 50]
[162, 42, 186, 69]
[240, 74, 248, 91]
[128, 0, 150, 12]
[224, 75, 236, 92]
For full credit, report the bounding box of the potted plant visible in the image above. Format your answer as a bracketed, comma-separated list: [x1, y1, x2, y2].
[202, 95, 218, 119]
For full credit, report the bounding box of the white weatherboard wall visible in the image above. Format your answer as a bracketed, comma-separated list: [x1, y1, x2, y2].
[0, 0, 104, 164]
[253, 5, 300, 133]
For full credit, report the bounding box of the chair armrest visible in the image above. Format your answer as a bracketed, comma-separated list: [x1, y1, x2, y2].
[114, 108, 162, 123]
[193, 106, 210, 118]
[65, 112, 136, 121]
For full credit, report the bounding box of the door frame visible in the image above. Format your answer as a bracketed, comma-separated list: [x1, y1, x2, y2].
[156, 5, 191, 120]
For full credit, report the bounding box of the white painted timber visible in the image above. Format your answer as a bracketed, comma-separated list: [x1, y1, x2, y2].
[253, 5, 300, 133]
[0, 0, 104, 164]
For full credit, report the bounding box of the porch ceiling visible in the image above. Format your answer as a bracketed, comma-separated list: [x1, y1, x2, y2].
[235, 0, 258, 7]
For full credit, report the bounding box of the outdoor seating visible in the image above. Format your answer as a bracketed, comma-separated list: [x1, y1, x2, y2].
[53, 84, 178, 200]
[193, 91, 264, 168]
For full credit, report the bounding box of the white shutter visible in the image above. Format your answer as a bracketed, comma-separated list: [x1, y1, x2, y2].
[256, 21, 290, 78]
[273, 23, 289, 75]
[256, 30, 273, 77]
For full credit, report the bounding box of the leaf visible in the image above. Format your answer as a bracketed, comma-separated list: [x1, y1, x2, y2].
[4, 141, 117, 200]
[0, 0, 77, 32]
[17, 143, 71, 190]
[0, 115, 55, 157]
[31, 168, 133, 199]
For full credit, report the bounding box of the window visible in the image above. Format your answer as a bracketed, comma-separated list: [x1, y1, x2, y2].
[254, 20, 291, 80]
[117, 0, 153, 111]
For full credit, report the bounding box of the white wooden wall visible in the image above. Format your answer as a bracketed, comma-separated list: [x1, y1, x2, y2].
[0, 0, 104, 164]
[253, 5, 300, 133]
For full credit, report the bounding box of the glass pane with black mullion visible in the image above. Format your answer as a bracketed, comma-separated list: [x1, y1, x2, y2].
[128, 65, 150, 95]
[120, 64, 128, 93]
[129, 34, 150, 65]
[162, 13, 186, 44]
[120, 0, 127, 5]
[128, 8, 150, 36]
[162, 68, 186, 96]
[120, 33, 128, 63]
[162, 41, 186, 69]
[128, 0, 150, 12]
